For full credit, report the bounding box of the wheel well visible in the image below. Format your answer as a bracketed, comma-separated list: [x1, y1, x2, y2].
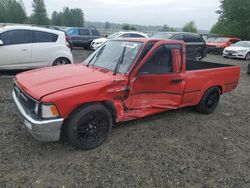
[66, 101, 116, 122]
[60, 101, 116, 140]
[215, 85, 223, 94]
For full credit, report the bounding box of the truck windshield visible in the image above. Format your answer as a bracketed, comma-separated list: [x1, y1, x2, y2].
[84, 41, 143, 73]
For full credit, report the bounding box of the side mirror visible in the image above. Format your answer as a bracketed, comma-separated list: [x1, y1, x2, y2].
[228, 42, 232, 46]
[0, 40, 3, 46]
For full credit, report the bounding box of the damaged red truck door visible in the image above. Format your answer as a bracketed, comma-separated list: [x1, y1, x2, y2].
[124, 43, 186, 118]
[13, 39, 240, 150]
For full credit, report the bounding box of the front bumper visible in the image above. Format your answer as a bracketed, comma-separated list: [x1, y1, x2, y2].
[12, 90, 64, 142]
[223, 52, 245, 59]
[91, 42, 102, 50]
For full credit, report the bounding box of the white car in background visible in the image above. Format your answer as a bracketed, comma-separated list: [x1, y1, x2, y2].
[0, 26, 73, 69]
[223, 41, 250, 60]
[91, 31, 149, 50]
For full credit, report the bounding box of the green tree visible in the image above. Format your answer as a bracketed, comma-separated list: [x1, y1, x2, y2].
[30, 0, 49, 25]
[51, 11, 62, 26]
[0, 0, 8, 22]
[210, 0, 250, 39]
[169, 27, 176, 32]
[0, 0, 26, 23]
[122, 24, 130, 30]
[61, 7, 84, 27]
[104, 21, 110, 29]
[161, 24, 170, 32]
[183, 21, 197, 33]
[129, 26, 136, 31]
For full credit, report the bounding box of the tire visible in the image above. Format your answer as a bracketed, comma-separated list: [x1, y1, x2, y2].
[52, 57, 71, 66]
[87, 42, 93, 50]
[245, 52, 250, 61]
[247, 62, 250, 75]
[195, 87, 221, 114]
[64, 104, 113, 150]
[194, 51, 203, 61]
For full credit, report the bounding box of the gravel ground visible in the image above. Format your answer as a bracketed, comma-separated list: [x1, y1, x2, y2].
[0, 50, 250, 188]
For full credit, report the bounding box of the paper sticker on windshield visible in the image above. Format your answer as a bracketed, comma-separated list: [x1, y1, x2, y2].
[121, 42, 138, 49]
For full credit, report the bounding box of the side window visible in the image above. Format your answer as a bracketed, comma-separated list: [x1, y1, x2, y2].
[0, 30, 31, 45]
[67, 28, 78, 36]
[34, 31, 58, 43]
[192, 36, 203, 42]
[230, 39, 240, 44]
[172, 34, 184, 41]
[139, 45, 174, 74]
[79, 29, 91, 36]
[131, 33, 146, 38]
[119, 33, 131, 38]
[90, 30, 100, 36]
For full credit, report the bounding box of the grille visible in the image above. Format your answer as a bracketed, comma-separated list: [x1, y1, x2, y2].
[14, 83, 37, 110]
[225, 50, 237, 54]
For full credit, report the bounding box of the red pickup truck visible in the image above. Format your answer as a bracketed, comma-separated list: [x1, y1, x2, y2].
[13, 39, 240, 149]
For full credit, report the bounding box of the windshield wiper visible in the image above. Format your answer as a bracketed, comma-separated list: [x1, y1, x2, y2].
[87, 46, 105, 67]
[113, 46, 127, 75]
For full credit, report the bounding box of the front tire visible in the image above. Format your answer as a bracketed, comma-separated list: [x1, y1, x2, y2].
[64, 104, 113, 150]
[245, 52, 250, 61]
[195, 87, 220, 114]
[247, 62, 250, 75]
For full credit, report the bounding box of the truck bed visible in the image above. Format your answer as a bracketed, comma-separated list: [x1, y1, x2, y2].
[186, 60, 234, 71]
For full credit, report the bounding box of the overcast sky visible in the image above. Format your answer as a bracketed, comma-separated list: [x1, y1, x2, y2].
[23, 0, 220, 30]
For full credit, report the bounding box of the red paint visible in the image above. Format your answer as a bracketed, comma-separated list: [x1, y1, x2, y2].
[15, 38, 241, 123]
[207, 37, 241, 49]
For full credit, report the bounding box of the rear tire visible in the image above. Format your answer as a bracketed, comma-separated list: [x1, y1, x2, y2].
[194, 51, 203, 61]
[195, 87, 220, 114]
[52, 57, 71, 66]
[64, 104, 112, 150]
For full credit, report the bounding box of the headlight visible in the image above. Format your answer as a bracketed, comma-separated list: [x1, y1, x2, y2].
[41, 104, 60, 118]
[96, 42, 102, 45]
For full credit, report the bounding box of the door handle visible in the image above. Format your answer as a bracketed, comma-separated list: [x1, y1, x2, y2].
[22, 49, 28, 51]
[171, 79, 184, 84]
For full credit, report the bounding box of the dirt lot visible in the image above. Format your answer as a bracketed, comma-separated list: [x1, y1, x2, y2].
[0, 50, 250, 188]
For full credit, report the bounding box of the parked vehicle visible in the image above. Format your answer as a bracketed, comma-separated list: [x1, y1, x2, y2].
[66, 27, 101, 49]
[91, 31, 149, 50]
[13, 38, 240, 149]
[223, 41, 250, 60]
[206, 37, 217, 43]
[151, 32, 207, 60]
[207, 37, 241, 54]
[46, 26, 73, 51]
[0, 26, 73, 69]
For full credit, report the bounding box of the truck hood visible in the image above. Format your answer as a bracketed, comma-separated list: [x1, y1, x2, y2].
[15, 64, 116, 100]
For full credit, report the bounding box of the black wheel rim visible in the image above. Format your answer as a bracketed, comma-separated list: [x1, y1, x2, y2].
[206, 91, 219, 109]
[76, 111, 110, 145]
[55, 59, 68, 65]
